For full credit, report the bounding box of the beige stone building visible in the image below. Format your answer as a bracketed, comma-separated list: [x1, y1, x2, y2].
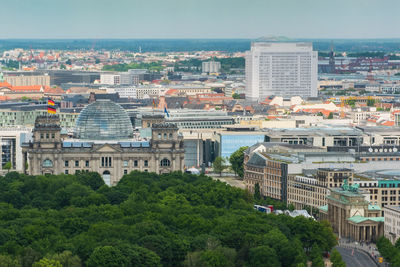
[22, 100, 185, 185]
[355, 180, 400, 212]
[287, 168, 354, 210]
[319, 186, 384, 242]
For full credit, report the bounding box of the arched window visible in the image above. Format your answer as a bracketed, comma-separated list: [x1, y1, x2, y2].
[42, 159, 53, 167]
[160, 158, 171, 167]
[163, 133, 167, 139]
[169, 133, 173, 139]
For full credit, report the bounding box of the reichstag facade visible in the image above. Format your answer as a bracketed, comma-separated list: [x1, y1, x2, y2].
[22, 100, 185, 185]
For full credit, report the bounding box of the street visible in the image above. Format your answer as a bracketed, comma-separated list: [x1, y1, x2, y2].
[336, 246, 379, 267]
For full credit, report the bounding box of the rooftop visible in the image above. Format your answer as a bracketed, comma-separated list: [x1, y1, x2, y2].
[347, 215, 384, 224]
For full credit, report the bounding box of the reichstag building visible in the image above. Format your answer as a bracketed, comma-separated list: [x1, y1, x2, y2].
[22, 100, 185, 185]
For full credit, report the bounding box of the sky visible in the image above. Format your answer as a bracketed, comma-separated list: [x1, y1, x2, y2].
[1, 0, 400, 39]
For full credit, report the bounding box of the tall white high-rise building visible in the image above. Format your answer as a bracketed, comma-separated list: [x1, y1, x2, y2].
[245, 42, 318, 101]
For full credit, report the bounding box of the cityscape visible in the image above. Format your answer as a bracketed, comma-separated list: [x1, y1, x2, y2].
[1, 0, 400, 266]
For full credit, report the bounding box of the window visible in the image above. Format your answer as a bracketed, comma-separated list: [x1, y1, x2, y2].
[164, 133, 167, 139]
[42, 159, 53, 167]
[64, 160, 69, 167]
[123, 160, 128, 167]
[40, 133, 44, 139]
[158, 133, 161, 139]
[101, 157, 112, 167]
[46, 133, 49, 139]
[144, 160, 148, 167]
[75, 160, 79, 167]
[65, 170, 69, 174]
[124, 170, 128, 175]
[51, 133, 55, 139]
[160, 158, 171, 167]
[75, 170, 80, 174]
[85, 160, 89, 167]
[169, 133, 173, 139]
[134, 160, 138, 167]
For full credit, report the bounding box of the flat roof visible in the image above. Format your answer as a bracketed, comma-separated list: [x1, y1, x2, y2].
[384, 206, 400, 212]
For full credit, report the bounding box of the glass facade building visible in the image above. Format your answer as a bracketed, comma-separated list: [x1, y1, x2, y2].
[218, 134, 265, 159]
[74, 100, 133, 140]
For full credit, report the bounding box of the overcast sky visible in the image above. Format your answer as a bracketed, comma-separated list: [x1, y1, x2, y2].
[1, 0, 400, 39]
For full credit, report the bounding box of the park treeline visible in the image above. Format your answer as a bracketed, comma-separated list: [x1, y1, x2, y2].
[0, 171, 336, 266]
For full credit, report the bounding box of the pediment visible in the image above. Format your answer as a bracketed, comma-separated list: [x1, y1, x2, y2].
[93, 144, 122, 153]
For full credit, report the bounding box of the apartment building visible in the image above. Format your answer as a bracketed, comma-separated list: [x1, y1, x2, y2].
[245, 42, 318, 101]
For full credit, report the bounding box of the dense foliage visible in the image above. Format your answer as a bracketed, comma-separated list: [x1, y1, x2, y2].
[0, 171, 336, 266]
[377, 236, 400, 264]
[103, 62, 164, 72]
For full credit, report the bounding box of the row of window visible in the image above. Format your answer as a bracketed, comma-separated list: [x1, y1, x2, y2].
[158, 133, 173, 139]
[52, 158, 171, 169]
[40, 133, 55, 139]
[65, 159, 151, 168]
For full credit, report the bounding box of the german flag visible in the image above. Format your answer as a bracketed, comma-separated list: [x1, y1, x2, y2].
[48, 99, 55, 106]
[47, 106, 56, 114]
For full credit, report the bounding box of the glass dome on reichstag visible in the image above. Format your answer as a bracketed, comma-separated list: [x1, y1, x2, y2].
[73, 100, 133, 140]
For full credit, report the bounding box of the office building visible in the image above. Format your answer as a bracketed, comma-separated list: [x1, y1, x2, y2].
[287, 168, 354, 210]
[202, 61, 221, 73]
[245, 42, 318, 101]
[4, 74, 50, 87]
[0, 127, 31, 173]
[384, 206, 400, 244]
[100, 74, 121, 85]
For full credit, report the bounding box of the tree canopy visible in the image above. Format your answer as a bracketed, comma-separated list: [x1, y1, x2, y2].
[0, 171, 336, 266]
[229, 146, 248, 178]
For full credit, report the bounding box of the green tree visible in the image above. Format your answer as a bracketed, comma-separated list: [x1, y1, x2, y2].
[46, 251, 81, 267]
[33, 258, 62, 267]
[377, 236, 398, 263]
[249, 246, 280, 267]
[212, 157, 226, 177]
[328, 112, 333, 119]
[254, 183, 261, 200]
[330, 249, 345, 267]
[310, 243, 324, 267]
[232, 93, 241, 99]
[65, 59, 72, 65]
[3, 162, 12, 173]
[86, 246, 128, 267]
[0, 254, 20, 267]
[229, 146, 248, 178]
[199, 250, 231, 267]
[367, 99, 376, 107]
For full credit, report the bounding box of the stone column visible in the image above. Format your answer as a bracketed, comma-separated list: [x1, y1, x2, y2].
[369, 226, 372, 242]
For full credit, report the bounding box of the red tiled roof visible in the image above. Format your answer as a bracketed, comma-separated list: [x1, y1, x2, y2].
[381, 121, 395, 126]
[0, 81, 12, 88]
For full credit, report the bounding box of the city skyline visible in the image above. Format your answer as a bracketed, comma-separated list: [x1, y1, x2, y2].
[2, 0, 400, 39]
